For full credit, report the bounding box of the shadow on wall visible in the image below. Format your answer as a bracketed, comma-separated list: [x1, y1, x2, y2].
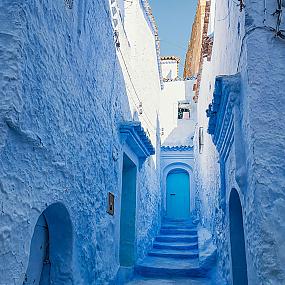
[23, 202, 73, 285]
[229, 189, 248, 285]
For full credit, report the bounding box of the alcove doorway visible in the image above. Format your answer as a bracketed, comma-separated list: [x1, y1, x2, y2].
[229, 189, 248, 285]
[119, 154, 137, 267]
[24, 203, 73, 285]
[23, 213, 50, 284]
[166, 169, 190, 220]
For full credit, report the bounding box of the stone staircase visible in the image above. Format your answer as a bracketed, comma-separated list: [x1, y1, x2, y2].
[135, 219, 211, 279]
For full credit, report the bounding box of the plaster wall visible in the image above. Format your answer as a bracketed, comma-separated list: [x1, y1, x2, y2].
[159, 76, 197, 224]
[194, 0, 285, 284]
[160, 151, 196, 218]
[161, 60, 179, 80]
[160, 80, 196, 143]
[113, 0, 162, 145]
[113, 1, 162, 268]
[0, 0, 161, 284]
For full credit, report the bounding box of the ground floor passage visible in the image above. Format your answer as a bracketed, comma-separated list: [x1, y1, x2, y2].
[124, 219, 215, 285]
[22, 164, 248, 285]
[124, 189, 250, 285]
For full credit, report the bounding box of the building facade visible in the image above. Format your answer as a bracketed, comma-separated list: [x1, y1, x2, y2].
[1, 0, 285, 284]
[0, 1, 163, 284]
[187, 0, 285, 284]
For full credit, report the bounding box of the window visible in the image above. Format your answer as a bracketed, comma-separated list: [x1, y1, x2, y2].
[199, 127, 204, 154]
[178, 102, 191, 119]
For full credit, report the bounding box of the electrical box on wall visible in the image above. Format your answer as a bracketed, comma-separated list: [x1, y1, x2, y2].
[107, 192, 115, 215]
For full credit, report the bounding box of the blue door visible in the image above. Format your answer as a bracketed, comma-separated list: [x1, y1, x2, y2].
[166, 169, 190, 220]
[24, 214, 50, 285]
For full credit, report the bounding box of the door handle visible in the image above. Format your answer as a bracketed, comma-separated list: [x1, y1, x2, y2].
[170, 193, 176, 196]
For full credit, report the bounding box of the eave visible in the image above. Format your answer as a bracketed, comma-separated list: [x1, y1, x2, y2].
[120, 121, 155, 165]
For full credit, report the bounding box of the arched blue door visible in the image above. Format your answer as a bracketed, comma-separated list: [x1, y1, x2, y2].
[166, 169, 190, 220]
[23, 214, 50, 285]
[24, 203, 73, 285]
[229, 189, 248, 285]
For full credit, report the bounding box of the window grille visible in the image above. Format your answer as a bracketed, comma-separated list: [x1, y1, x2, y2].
[178, 102, 191, 119]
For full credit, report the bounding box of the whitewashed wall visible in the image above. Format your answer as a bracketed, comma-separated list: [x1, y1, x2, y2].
[160, 79, 196, 144]
[112, 0, 162, 145]
[161, 60, 179, 80]
[194, 0, 285, 284]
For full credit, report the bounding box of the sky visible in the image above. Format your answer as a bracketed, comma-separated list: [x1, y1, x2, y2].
[148, 0, 198, 76]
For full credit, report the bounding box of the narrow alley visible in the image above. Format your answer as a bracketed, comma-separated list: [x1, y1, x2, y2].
[0, 0, 285, 285]
[126, 219, 214, 285]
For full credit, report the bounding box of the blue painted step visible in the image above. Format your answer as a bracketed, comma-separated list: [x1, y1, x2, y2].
[155, 234, 198, 243]
[148, 248, 199, 259]
[160, 228, 197, 235]
[133, 220, 213, 279]
[135, 256, 208, 278]
[163, 218, 193, 223]
[161, 225, 196, 230]
[153, 241, 198, 250]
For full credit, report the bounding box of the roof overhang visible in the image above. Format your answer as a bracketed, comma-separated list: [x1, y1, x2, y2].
[206, 74, 241, 160]
[120, 121, 155, 166]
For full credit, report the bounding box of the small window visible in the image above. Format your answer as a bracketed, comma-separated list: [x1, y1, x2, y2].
[199, 127, 204, 154]
[178, 102, 191, 119]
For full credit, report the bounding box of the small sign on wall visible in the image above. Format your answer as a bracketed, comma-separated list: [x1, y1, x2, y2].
[107, 192, 115, 215]
[199, 127, 204, 154]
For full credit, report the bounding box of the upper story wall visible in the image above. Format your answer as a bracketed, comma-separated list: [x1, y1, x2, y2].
[161, 56, 180, 80]
[110, 0, 162, 145]
[160, 79, 196, 146]
[183, 0, 207, 78]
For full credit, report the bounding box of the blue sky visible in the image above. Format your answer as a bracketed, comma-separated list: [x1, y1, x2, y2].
[148, 0, 198, 76]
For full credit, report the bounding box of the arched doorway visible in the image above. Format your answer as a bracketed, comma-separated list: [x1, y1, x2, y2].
[166, 169, 190, 220]
[24, 203, 73, 285]
[229, 189, 248, 285]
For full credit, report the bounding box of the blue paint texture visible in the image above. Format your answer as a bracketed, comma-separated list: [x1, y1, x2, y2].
[0, 1, 161, 284]
[197, 0, 285, 283]
[1, 0, 285, 285]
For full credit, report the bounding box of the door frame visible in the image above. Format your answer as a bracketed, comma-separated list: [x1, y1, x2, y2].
[116, 143, 139, 282]
[166, 168, 190, 219]
[24, 202, 73, 284]
[119, 152, 137, 267]
[228, 188, 248, 285]
[162, 162, 195, 218]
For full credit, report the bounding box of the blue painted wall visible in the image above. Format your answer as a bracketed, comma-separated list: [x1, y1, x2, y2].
[194, 0, 285, 283]
[0, 1, 161, 284]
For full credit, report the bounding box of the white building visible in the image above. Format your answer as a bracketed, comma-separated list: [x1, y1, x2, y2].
[159, 57, 198, 220]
